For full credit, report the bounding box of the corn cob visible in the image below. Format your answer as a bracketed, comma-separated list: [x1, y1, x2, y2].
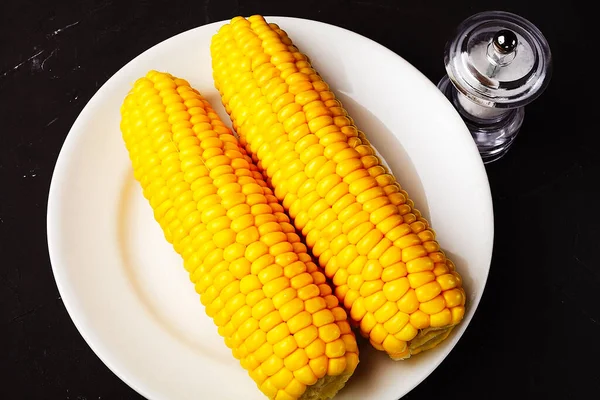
[119, 71, 359, 400]
[211, 16, 466, 360]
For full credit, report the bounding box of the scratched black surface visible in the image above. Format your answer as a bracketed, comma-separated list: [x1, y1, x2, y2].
[0, 0, 597, 399]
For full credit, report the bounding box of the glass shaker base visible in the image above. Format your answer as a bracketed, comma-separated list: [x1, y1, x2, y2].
[438, 76, 524, 164]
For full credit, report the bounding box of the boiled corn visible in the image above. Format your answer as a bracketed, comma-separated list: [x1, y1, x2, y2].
[211, 15, 466, 360]
[120, 71, 359, 400]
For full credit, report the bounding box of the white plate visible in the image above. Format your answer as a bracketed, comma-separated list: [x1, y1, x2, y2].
[47, 17, 493, 400]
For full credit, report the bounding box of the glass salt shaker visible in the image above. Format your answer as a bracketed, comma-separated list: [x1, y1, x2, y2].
[438, 11, 552, 163]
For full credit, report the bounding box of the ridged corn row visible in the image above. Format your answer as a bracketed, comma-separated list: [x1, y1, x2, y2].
[120, 71, 359, 400]
[211, 15, 466, 360]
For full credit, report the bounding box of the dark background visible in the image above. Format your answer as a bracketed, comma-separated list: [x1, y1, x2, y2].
[1, 0, 597, 399]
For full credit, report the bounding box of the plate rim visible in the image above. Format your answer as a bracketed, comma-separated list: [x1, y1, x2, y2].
[47, 16, 494, 400]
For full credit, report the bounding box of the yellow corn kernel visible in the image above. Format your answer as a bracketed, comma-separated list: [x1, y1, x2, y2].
[284, 347, 309, 373]
[382, 334, 407, 357]
[385, 223, 412, 242]
[419, 295, 446, 315]
[380, 246, 402, 267]
[273, 287, 298, 309]
[264, 276, 290, 298]
[246, 241, 269, 262]
[362, 260, 383, 281]
[276, 390, 296, 400]
[369, 323, 388, 345]
[382, 277, 410, 302]
[332, 268, 349, 286]
[245, 329, 267, 353]
[218, 321, 236, 338]
[347, 221, 375, 245]
[318, 323, 341, 343]
[359, 280, 384, 297]
[415, 281, 443, 303]
[394, 233, 421, 249]
[369, 204, 397, 225]
[376, 214, 403, 235]
[283, 260, 306, 279]
[279, 298, 304, 321]
[274, 336, 298, 358]
[350, 297, 367, 321]
[337, 321, 352, 336]
[432, 262, 450, 276]
[214, 229, 236, 248]
[303, 336, 325, 360]
[364, 291, 386, 313]
[344, 352, 359, 373]
[406, 256, 434, 273]
[443, 288, 464, 308]
[374, 301, 398, 324]
[261, 379, 279, 398]
[338, 335, 357, 355]
[408, 271, 436, 289]
[298, 284, 320, 300]
[290, 272, 313, 290]
[383, 311, 410, 335]
[250, 365, 269, 386]
[332, 307, 347, 322]
[309, 355, 328, 379]
[240, 276, 262, 294]
[294, 325, 318, 349]
[327, 357, 347, 376]
[304, 296, 327, 314]
[423, 241, 440, 253]
[285, 379, 306, 398]
[359, 312, 377, 334]
[430, 251, 446, 264]
[242, 354, 261, 371]
[409, 310, 430, 330]
[451, 306, 465, 324]
[437, 273, 458, 291]
[287, 311, 312, 334]
[381, 262, 407, 282]
[293, 365, 318, 386]
[271, 367, 294, 389]
[356, 229, 383, 255]
[397, 289, 419, 314]
[262, 354, 285, 376]
[342, 288, 360, 309]
[394, 322, 418, 342]
[430, 308, 452, 328]
[452, 271, 463, 288]
[402, 245, 427, 262]
[447, 259, 457, 271]
[313, 309, 335, 327]
[259, 265, 284, 284]
[311, 270, 327, 286]
[367, 237, 392, 260]
[329, 235, 349, 256]
[267, 322, 291, 344]
[230, 258, 252, 280]
[247, 289, 266, 307]
[251, 253, 275, 275]
[325, 338, 346, 358]
[347, 255, 367, 275]
[336, 245, 359, 269]
[347, 274, 364, 291]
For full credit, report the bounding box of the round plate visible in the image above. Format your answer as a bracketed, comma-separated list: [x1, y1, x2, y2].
[48, 17, 493, 400]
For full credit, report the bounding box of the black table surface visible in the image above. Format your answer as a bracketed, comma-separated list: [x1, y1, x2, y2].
[1, 0, 597, 398]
